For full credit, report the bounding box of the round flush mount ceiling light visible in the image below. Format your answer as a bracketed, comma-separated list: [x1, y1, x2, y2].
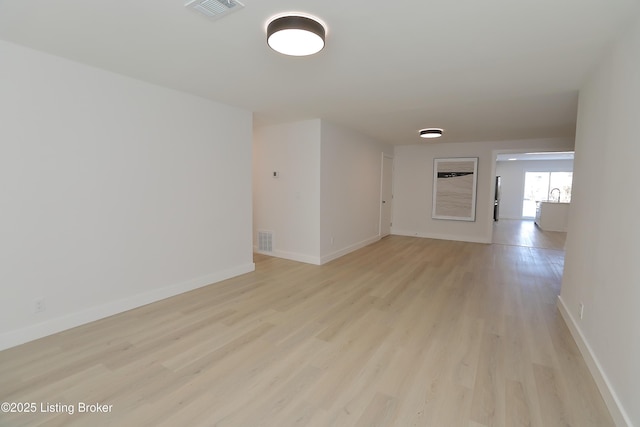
[419, 128, 444, 139]
[267, 14, 326, 56]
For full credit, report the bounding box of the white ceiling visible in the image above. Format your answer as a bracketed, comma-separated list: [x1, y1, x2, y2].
[1, 0, 638, 145]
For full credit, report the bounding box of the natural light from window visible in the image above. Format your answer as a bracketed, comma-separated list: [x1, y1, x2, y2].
[522, 171, 573, 217]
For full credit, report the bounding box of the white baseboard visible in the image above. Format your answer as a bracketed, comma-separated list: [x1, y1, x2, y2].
[557, 296, 631, 427]
[254, 247, 322, 265]
[253, 235, 381, 266]
[0, 263, 255, 351]
[320, 235, 380, 265]
[391, 229, 491, 244]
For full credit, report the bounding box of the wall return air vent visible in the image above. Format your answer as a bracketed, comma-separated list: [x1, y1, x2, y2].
[185, 0, 244, 20]
[257, 231, 273, 253]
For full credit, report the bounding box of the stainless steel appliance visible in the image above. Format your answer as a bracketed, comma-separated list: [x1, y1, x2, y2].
[494, 176, 501, 221]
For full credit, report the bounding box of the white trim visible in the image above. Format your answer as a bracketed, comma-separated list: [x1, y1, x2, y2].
[254, 247, 322, 265]
[557, 296, 631, 427]
[320, 235, 380, 265]
[379, 153, 394, 238]
[0, 263, 256, 351]
[391, 229, 491, 244]
[499, 216, 533, 220]
[254, 235, 381, 266]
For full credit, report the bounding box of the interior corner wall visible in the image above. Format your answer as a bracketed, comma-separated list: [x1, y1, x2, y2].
[559, 15, 640, 427]
[392, 138, 574, 243]
[319, 121, 393, 264]
[253, 120, 322, 264]
[495, 159, 574, 220]
[0, 41, 254, 350]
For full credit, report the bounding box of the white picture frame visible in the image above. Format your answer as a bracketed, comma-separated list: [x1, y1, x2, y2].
[432, 157, 478, 221]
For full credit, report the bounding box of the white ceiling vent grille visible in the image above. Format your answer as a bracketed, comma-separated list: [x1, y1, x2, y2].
[185, 0, 244, 20]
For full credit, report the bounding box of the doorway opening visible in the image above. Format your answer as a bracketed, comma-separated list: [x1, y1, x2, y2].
[379, 154, 393, 237]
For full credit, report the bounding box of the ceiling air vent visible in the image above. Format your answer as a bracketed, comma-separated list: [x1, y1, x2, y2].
[185, 0, 244, 20]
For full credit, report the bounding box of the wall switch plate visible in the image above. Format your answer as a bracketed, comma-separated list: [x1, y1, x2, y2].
[579, 302, 584, 320]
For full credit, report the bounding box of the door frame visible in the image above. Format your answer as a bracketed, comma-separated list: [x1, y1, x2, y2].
[379, 153, 393, 237]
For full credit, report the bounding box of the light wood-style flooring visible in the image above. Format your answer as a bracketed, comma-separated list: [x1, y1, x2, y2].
[0, 235, 611, 426]
[492, 219, 566, 250]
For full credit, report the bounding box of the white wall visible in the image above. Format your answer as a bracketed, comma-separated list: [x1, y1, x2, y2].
[320, 121, 393, 263]
[253, 119, 392, 265]
[559, 15, 640, 427]
[496, 159, 574, 219]
[253, 120, 322, 264]
[392, 138, 574, 243]
[0, 41, 254, 350]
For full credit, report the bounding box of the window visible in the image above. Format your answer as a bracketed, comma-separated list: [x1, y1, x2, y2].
[522, 171, 573, 217]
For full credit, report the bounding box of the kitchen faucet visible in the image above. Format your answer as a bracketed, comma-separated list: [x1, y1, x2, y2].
[550, 188, 561, 202]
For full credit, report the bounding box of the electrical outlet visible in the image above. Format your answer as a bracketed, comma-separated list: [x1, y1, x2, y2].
[330, 236, 334, 246]
[34, 298, 45, 313]
[579, 302, 584, 320]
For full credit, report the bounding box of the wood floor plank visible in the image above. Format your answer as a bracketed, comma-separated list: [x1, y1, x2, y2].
[505, 379, 534, 427]
[354, 392, 398, 427]
[0, 226, 614, 427]
[532, 363, 574, 427]
[469, 331, 506, 427]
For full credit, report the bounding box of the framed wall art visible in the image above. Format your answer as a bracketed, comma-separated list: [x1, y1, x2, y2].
[432, 157, 478, 221]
